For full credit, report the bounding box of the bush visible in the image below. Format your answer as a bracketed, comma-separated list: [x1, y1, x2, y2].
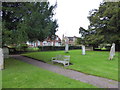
[94, 47, 110, 51]
[105, 46, 111, 50]
[16, 44, 28, 51]
[9, 47, 16, 54]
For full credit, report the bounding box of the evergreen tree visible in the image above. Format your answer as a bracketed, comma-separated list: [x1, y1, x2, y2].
[79, 2, 120, 50]
[2, 2, 58, 46]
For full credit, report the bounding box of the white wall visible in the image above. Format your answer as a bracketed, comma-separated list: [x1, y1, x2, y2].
[38, 41, 40, 46]
[43, 41, 48, 46]
[27, 41, 61, 46]
[55, 42, 61, 46]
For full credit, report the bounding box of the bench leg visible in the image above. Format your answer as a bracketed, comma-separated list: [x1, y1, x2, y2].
[67, 63, 69, 66]
[64, 63, 69, 67]
[52, 61, 55, 64]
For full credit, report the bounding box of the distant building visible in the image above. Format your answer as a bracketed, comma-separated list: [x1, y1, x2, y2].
[27, 35, 61, 47]
[62, 35, 79, 46]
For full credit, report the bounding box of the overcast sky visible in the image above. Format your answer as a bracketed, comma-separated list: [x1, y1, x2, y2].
[49, 0, 103, 39]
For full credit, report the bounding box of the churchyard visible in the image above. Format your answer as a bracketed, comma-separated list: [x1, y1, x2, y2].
[1, 1, 119, 88]
[2, 58, 96, 88]
[1, 43, 119, 88]
[22, 50, 118, 81]
[1, 44, 118, 88]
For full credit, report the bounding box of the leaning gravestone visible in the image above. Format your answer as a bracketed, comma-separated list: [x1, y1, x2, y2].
[109, 43, 115, 60]
[65, 37, 69, 53]
[0, 48, 4, 70]
[82, 45, 86, 55]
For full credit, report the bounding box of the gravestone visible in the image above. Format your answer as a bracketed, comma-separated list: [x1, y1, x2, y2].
[82, 45, 86, 55]
[65, 37, 69, 53]
[109, 43, 115, 60]
[0, 48, 4, 70]
[3, 47, 9, 58]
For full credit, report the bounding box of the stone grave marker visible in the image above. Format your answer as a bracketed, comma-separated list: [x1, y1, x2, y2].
[82, 45, 86, 55]
[65, 36, 69, 53]
[109, 43, 115, 60]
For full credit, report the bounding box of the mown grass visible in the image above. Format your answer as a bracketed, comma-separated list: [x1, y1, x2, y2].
[2, 58, 96, 88]
[22, 50, 118, 81]
[0, 70, 1, 89]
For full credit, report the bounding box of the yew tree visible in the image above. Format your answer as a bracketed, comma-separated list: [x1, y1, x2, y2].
[79, 2, 120, 50]
[2, 2, 58, 46]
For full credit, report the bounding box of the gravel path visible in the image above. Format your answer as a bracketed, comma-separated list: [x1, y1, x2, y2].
[11, 55, 118, 88]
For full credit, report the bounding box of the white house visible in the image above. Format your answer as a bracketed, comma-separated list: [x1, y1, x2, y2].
[27, 35, 61, 47]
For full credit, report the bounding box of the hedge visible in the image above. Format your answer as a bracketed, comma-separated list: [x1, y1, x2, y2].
[8, 46, 82, 54]
[38, 46, 81, 51]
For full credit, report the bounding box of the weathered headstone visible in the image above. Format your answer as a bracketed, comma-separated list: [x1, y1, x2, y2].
[65, 44, 69, 52]
[0, 48, 4, 70]
[82, 45, 86, 55]
[65, 37, 69, 53]
[109, 43, 115, 60]
[3, 47, 9, 58]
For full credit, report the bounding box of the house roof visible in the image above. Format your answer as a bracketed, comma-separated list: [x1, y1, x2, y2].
[67, 36, 79, 41]
[45, 35, 61, 42]
[67, 37, 74, 41]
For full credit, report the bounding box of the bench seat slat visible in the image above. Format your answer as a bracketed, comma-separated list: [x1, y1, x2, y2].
[51, 55, 70, 66]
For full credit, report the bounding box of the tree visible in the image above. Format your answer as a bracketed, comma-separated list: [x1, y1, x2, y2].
[79, 2, 120, 50]
[78, 27, 89, 45]
[2, 2, 58, 46]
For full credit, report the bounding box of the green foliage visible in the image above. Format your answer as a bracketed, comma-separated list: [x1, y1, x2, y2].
[74, 40, 78, 46]
[79, 2, 120, 45]
[2, 2, 58, 45]
[79, 27, 89, 38]
[22, 50, 118, 80]
[16, 43, 28, 51]
[77, 37, 85, 45]
[3, 58, 96, 88]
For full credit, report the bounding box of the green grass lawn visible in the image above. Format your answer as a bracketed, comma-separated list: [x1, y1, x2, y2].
[0, 70, 1, 89]
[22, 50, 118, 81]
[2, 58, 96, 88]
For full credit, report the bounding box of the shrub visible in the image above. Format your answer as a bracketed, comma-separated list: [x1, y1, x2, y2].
[16, 44, 28, 51]
[38, 46, 81, 51]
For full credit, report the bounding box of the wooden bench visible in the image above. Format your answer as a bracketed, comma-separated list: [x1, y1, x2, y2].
[51, 55, 70, 66]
